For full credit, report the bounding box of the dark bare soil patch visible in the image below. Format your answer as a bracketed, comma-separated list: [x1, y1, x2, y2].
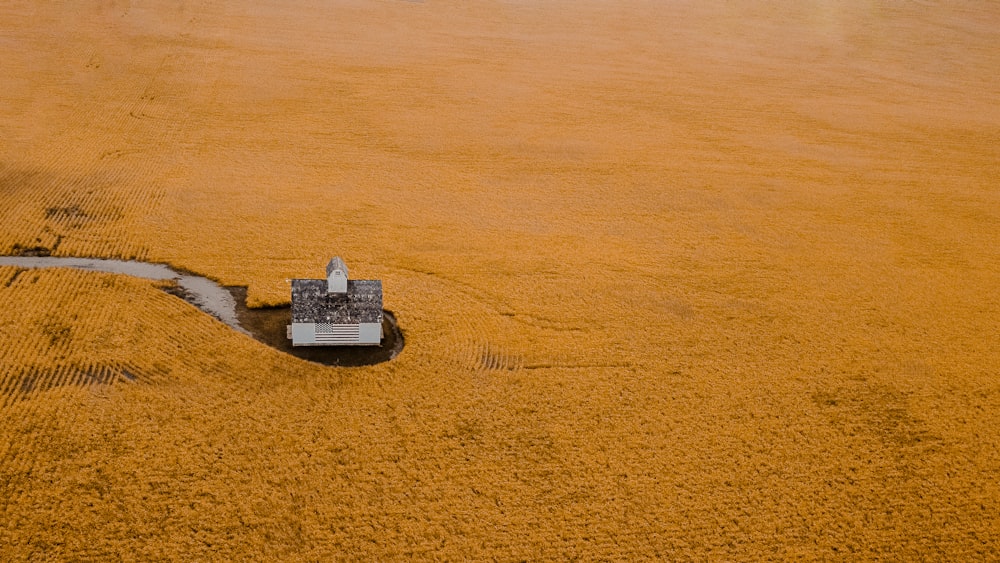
[45, 205, 88, 221]
[1, 364, 132, 408]
[12, 242, 53, 257]
[227, 287, 404, 367]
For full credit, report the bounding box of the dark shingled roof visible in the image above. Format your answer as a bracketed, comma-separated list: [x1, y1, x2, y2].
[291, 279, 382, 324]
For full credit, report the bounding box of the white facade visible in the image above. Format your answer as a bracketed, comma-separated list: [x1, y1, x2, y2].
[291, 321, 382, 346]
[327, 266, 347, 294]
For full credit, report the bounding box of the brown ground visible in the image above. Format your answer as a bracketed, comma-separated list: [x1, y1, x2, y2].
[226, 286, 404, 367]
[1, 0, 1000, 560]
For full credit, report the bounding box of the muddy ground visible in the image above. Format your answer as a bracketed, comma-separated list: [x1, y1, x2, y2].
[226, 287, 403, 367]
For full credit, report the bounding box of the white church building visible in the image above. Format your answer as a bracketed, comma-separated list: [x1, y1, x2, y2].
[288, 257, 383, 346]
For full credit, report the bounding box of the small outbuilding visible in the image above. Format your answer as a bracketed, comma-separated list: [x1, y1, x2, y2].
[288, 257, 383, 346]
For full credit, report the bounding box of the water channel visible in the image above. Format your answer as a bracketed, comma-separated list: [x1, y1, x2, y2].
[0, 256, 402, 366]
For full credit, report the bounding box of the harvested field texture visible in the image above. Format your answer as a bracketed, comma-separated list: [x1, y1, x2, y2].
[2, 0, 1000, 559]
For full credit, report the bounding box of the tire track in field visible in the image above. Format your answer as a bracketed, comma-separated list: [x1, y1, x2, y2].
[0, 257, 320, 413]
[385, 265, 526, 375]
[0, 269, 91, 521]
[0, 265, 199, 410]
[0, 49, 140, 257]
[51, 51, 181, 261]
[3, 39, 213, 262]
[0, 268, 119, 408]
[387, 264, 613, 375]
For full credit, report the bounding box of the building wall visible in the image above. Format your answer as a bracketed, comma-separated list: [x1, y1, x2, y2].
[291, 323, 317, 345]
[326, 272, 347, 294]
[291, 322, 382, 346]
[358, 322, 381, 345]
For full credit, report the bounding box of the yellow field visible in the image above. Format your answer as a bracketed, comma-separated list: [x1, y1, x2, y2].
[2, 0, 999, 558]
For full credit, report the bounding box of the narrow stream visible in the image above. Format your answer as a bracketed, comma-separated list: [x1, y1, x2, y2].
[0, 255, 404, 366]
[0, 256, 248, 335]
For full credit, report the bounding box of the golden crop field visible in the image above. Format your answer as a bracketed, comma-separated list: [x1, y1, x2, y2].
[2, 0, 1000, 559]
